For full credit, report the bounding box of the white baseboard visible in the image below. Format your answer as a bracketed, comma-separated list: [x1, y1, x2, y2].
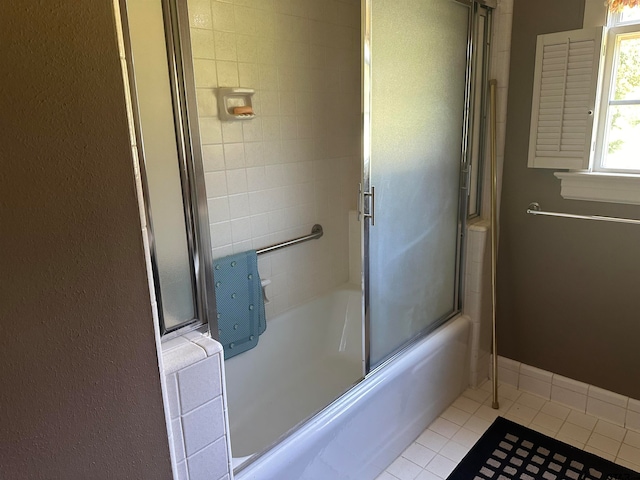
[490, 355, 640, 432]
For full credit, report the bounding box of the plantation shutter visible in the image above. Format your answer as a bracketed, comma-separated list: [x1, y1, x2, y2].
[528, 27, 604, 169]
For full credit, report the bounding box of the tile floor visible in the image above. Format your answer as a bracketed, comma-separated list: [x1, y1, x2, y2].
[376, 380, 640, 480]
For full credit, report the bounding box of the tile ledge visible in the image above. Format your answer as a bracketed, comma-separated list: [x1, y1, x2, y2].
[468, 218, 490, 231]
[163, 343, 206, 375]
[162, 329, 222, 356]
[162, 332, 223, 374]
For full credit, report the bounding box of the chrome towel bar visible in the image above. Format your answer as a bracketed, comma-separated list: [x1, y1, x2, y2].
[256, 224, 324, 255]
[527, 202, 640, 225]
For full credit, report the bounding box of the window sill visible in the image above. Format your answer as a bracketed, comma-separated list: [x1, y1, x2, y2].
[554, 171, 640, 205]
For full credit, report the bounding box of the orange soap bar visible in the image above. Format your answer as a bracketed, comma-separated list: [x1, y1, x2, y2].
[233, 106, 254, 115]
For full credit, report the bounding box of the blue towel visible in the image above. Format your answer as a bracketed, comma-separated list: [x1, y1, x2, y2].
[213, 250, 266, 359]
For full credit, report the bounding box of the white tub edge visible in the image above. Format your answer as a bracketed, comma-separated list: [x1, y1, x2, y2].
[236, 314, 471, 480]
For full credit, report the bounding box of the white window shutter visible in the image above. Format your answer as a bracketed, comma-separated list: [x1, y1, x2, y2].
[528, 27, 604, 169]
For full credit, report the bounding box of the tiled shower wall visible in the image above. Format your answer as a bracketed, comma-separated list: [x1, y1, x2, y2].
[187, 0, 361, 319]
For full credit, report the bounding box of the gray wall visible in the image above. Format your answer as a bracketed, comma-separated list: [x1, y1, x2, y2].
[497, 0, 640, 399]
[0, 1, 172, 478]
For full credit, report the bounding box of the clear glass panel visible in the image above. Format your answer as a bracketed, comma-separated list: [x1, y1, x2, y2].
[602, 104, 640, 170]
[612, 35, 640, 102]
[368, 0, 469, 367]
[127, 0, 196, 329]
[602, 34, 640, 171]
[618, 7, 640, 25]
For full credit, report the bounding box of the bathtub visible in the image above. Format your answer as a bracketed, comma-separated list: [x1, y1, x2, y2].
[225, 284, 364, 461]
[227, 284, 470, 480]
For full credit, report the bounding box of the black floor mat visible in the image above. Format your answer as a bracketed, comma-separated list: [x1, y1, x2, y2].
[447, 416, 640, 480]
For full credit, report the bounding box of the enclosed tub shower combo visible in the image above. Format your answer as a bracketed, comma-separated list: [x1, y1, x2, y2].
[119, 0, 496, 477]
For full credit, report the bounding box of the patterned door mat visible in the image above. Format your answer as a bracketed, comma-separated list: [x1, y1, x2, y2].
[447, 416, 640, 480]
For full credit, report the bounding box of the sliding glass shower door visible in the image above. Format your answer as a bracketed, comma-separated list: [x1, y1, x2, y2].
[365, 0, 473, 368]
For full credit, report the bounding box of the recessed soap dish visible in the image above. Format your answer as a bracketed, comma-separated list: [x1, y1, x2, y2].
[216, 87, 256, 121]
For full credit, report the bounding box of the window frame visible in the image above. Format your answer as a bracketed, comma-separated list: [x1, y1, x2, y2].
[593, 20, 640, 174]
[544, 3, 640, 205]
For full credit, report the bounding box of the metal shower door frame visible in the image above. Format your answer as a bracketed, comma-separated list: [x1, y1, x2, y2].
[362, 0, 495, 374]
[117, 0, 218, 337]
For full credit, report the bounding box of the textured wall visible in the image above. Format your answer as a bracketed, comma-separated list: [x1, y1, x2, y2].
[497, 0, 640, 399]
[0, 1, 172, 478]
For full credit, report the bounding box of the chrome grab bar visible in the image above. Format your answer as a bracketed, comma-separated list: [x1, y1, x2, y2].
[256, 224, 324, 255]
[526, 202, 640, 225]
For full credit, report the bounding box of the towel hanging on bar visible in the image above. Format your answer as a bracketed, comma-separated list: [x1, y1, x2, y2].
[214, 250, 266, 360]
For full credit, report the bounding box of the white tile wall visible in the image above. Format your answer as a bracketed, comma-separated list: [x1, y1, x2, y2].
[463, 221, 491, 387]
[491, 355, 640, 432]
[551, 381, 588, 412]
[188, 0, 361, 319]
[163, 334, 232, 480]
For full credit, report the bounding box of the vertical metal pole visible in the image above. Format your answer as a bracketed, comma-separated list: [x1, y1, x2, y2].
[489, 79, 500, 410]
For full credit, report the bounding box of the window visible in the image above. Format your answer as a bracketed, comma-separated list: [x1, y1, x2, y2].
[528, 6, 640, 205]
[594, 9, 640, 173]
[527, 27, 604, 170]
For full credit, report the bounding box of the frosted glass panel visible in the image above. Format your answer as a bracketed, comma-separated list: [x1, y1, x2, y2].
[469, 11, 488, 218]
[128, 0, 196, 329]
[369, 0, 469, 366]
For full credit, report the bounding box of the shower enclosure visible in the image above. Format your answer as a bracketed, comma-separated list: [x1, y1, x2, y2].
[366, 0, 474, 369]
[120, 0, 493, 476]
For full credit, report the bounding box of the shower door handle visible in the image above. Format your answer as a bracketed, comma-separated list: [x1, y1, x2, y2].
[364, 186, 375, 226]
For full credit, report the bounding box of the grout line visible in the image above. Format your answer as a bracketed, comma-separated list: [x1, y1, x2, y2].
[381, 381, 639, 480]
[492, 355, 639, 432]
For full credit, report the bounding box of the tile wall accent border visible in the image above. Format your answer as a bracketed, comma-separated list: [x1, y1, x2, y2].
[163, 333, 233, 480]
[492, 355, 640, 432]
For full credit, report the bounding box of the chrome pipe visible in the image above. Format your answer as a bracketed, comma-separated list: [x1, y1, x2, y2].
[256, 224, 324, 255]
[489, 79, 499, 410]
[527, 202, 640, 225]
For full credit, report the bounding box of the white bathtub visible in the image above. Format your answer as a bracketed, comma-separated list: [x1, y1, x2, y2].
[227, 285, 470, 480]
[225, 284, 364, 461]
